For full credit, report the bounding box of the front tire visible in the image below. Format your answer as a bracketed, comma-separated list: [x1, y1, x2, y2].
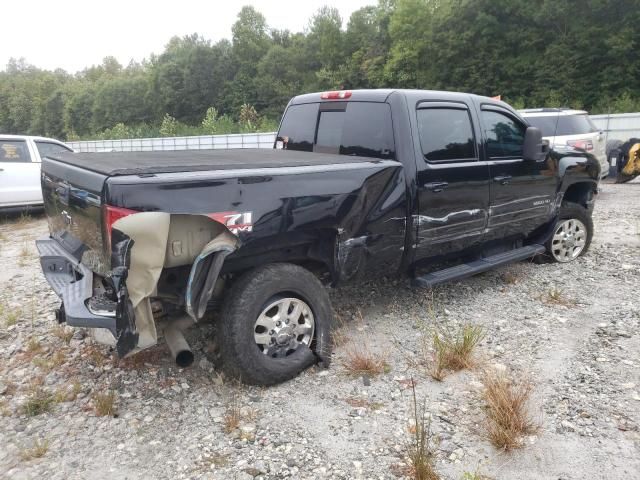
[540, 202, 593, 263]
[219, 263, 333, 385]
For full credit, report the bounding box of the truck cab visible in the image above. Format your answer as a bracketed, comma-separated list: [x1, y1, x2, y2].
[277, 90, 597, 273]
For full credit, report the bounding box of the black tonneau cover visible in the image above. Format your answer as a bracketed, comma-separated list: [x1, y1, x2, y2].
[48, 149, 378, 176]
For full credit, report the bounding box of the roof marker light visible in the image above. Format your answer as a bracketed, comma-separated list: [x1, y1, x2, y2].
[321, 90, 352, 100]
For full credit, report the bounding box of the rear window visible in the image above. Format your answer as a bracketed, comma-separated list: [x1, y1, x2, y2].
[276, 103, 318, 152]
[277, 102, 395, 159]
[35, 141, 72, 159]
[0, 140, 31, 162]
[526, 114, 598, 136]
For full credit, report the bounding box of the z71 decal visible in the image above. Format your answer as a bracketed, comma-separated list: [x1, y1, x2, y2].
[207, 211, 253, 234]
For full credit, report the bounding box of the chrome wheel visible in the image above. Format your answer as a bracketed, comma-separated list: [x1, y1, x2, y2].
[253, 297, 315, 358]
[551, 218, 587, 262]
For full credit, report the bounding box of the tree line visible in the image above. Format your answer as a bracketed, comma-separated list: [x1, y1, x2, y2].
[1, 0, 639, 141]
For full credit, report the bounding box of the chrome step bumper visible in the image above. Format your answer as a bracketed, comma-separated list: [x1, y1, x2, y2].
[36, 238, 116, 334]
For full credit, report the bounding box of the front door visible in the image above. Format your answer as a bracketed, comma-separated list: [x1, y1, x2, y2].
[479, 106, 557, 242]
[0, 138, 41, 207]
[414, 101, 491, 260]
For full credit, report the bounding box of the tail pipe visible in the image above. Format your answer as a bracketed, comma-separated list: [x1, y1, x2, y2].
[164, 319, 194, 368]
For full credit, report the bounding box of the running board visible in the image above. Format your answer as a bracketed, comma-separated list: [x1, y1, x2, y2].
[412, 244, 546, 288]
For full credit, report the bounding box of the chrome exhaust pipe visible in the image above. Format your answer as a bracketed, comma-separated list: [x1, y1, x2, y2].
[164, 318, 194, 368]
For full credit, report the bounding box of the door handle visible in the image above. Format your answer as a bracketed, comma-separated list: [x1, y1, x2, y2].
[425, 181, 449, 192]
[493, 175, 512, 185]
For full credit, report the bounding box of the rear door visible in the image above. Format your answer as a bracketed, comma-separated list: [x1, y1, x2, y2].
[0, 138, 41, 207]
[480, 106, 557, 241]
[414, 101, 490, 260]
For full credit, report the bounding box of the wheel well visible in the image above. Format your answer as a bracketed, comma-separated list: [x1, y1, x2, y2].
[222, 248, 334, 285]
[562, 182, 595, 209]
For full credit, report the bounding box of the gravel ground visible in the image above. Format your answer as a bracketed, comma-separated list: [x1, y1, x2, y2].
[1, 180, 639, 480]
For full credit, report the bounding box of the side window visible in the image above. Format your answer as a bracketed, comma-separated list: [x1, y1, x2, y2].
[35, 141, 72, 159]
[277, 103, 319, 152]
[482, 110, 526, 158]
[0, 140, 32, 163]
[337, 103, 394, 159]
[417, 107, 476, 162]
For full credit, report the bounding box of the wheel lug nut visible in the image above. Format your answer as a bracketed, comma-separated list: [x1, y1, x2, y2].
[276, 321, 281, 326]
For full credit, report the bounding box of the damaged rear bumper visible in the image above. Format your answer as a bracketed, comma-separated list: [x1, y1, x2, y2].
[36, 238, 116, 334]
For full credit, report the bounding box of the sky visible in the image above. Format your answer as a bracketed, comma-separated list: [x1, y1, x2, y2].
[0, 0, 374, 73]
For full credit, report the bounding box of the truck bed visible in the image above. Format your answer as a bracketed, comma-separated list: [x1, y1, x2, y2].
[47, 149, 378, 176]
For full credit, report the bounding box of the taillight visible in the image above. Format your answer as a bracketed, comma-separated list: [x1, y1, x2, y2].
[104, 204, 138, 240]
[320, 90, 352, 100]
[567, 139, 594, 151]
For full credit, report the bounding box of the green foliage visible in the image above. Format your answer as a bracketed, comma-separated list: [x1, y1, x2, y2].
[201, 107, 219, 134]
[0, 1, 638, 142]
[159, 113, 179, 137]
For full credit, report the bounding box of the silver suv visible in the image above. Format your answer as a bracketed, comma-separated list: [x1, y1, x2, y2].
[519, 108, 607, 179]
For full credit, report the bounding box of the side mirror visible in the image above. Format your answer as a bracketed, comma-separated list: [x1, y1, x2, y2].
[523, 126, 546, 162]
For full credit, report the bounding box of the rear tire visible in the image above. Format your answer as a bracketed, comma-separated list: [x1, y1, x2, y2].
[536, 202, 593, 263]
[219, 263, 333, 385]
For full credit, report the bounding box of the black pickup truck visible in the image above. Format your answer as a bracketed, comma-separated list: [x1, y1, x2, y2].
[37, 89, 600, 385]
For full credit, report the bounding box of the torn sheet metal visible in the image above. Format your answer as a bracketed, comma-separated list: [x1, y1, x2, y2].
[185, 230, 239, 321]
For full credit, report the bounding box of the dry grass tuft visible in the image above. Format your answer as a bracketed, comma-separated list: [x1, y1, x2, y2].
[198, 452, 230, 470]
[223, 403, 242, 433]
[406, 382, 440, 480]
[481, 370, 539, 451]
[4, 311, 19, 326]
[342, 341, 389, 376]
[429, 324, 484, 381]
[541, 286, 575, 307]
[26, 336, 44, 354]
[338, 310, 389, 376]
[86, 345, 108, 367]
[344, 397, 385, 410]
[92, 390, 117, 417]
[0, 399, 11, 416]
[462, 469, 494, 480]
[16, 212, 33, 226]
[500, 270, 520, 285]
[19, 438, 49, 461]
[1, 300, 21, 327]
[32, 350, 66, 372]
[54, 382, 82, 403]
[331, 311, 350, 347]
[222, 393, 256, 435]
[22, 387, 55, 416]
[52, 325, 74, 344]
[17, 242, 32, 266]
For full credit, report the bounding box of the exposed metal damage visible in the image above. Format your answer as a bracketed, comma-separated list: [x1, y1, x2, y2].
[104, 212, 239, 359]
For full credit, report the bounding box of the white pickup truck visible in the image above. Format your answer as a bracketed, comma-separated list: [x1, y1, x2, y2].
[0, 135, 73, 211]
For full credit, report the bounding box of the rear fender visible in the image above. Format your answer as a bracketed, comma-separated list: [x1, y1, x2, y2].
[108, 212, 238, 356]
